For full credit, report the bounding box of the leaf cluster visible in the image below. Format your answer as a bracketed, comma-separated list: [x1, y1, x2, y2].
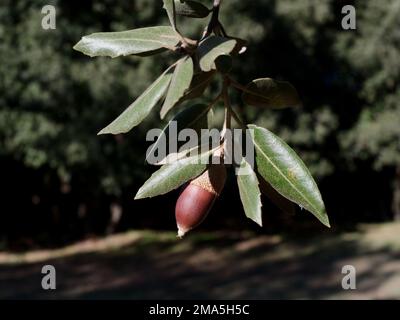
[73, 0, 329, 228]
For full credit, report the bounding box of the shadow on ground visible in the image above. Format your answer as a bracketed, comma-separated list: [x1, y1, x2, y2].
[1, 223, 400, 299]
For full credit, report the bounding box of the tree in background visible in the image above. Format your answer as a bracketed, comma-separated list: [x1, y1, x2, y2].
[0, 0, 170, 243]
[336, 0, 400, 219]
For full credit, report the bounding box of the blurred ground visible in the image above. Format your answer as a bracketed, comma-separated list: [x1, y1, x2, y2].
[1, 222, 400, 300]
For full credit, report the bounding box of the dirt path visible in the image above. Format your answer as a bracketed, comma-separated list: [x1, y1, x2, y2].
[1, 223, 400, 299]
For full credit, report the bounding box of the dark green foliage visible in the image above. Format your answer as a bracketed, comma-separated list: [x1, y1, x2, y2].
[0, 0, 174, 196]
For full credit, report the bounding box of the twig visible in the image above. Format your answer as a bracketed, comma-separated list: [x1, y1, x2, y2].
[222, 78, 231, 133]
[206, 93, 223, 112]
[201, 0, 223, 40]
[225, 76, 252, 125]
[229, 76, 272, 104]
[229, 106, 247, 129]
[228, 77, 251, 93]
[218, 23, 228, 37]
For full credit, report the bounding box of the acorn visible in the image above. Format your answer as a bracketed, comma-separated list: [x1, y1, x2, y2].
[175, 163, 226, 238]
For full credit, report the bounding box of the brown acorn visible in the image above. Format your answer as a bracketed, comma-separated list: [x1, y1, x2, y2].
[175, 163, 226, 238]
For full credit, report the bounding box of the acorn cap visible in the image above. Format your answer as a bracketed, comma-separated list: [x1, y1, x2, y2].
[190, 163, 226, 196]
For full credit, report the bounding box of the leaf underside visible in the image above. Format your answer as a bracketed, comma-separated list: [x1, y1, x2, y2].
[160, 56, 194, 119]
[147, 103, 210, 164]
[163, 0, 177, 31]
[237, 157, 263, 226]
[197, 36, 237, 72]
[242, 78, 302, 109]
[179, 71, 216, 103]
[73, 26, 179, 58]
[174, 0, 210, 18]
[98, 66, 174, 135]
[135, 149, 214, 199]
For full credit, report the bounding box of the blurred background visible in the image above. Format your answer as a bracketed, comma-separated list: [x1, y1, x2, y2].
[1, 0, 400, 299]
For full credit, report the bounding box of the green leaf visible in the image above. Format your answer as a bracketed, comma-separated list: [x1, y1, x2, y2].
[179, 71, 215, 102]
[147, 103, 210, 164]
[160, 56, 194, 119]
[237, 158, 263, 226]
[175, 0, 211, 18]
[153, 142, 208, 166]
[174, 103, 209, 132]
[163, 0, 177, 31]
[242, 78, 302, 109]
[258, 174, 295, 215]
[135, 149, 215, 199]
[248, 125, 329, 227]
[197, 36, 237, 72]
[98, 66, 174, 135]
[73, 26, 180, 58]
